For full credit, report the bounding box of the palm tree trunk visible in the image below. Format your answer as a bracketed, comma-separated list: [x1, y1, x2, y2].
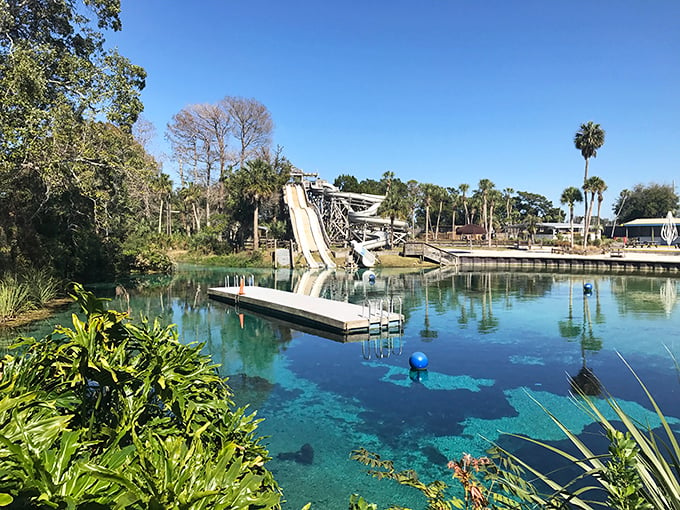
[253, 202, 259, 249]
[583, 158, 590, 221]
[569, 205, 574, 249]
[425, 204, 430, 243]
[435, 201, 443, 240]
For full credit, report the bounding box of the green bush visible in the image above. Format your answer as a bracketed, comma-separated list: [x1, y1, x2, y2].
[0, 284, 282, 509]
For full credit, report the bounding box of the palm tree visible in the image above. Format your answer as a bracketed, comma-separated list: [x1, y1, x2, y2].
[593, 178, 607, 238]
[574, 121, 605, 220]
[477, 179, 495, 243]
[503, 187, 515, 225]
[458, 183, 470, 225]
[232, 159, 283, 249]
[560, 186, 584, 248]
[447, 187, 459, 240]
[420, 183, 438, 242]
[582, 176, 602, 248]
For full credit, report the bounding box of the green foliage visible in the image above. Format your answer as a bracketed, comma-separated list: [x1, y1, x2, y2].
[0, 268, 62, 322]
[0, 283, 282, 508]
[613, 184, 680, 223]
[514, 191, 564, 222]
[0, 276, 34, 322]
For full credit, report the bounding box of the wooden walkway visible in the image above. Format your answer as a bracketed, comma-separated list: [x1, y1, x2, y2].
[208, 286, 403, 334]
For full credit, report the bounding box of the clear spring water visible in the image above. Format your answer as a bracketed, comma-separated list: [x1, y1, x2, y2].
[9, 266, 680, 509]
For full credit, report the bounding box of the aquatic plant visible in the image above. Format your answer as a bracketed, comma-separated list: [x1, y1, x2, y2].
[491, 354, 680, 509]
[350, 448, 519, 509]
[352, 354, 680, 510]
[0, 283, 282, 509]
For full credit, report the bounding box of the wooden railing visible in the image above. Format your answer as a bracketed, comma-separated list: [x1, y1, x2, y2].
[402, 242, 459, 266]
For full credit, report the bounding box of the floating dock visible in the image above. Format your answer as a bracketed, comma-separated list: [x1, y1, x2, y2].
[208, 286, 403, 335]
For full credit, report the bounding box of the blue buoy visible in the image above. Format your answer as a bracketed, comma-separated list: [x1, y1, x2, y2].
[583, 283, 593, 295]
[409, 351, 429, 370]
[368, 272, 376, 285]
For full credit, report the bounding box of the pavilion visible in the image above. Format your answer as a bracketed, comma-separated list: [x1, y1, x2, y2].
[621, 217, 680, 244]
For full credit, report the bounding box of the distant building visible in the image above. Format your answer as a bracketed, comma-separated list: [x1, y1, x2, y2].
[505, 222, 585, 241]
[620, 217, 680, 244]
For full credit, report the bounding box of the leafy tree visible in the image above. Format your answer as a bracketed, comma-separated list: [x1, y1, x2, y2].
[574, 121, 605, 219]
[612, 183, 680, 223]
[513, 191, 564, 222]
[334, 174, 360, 192]
[561, 186, 584, 248]
[0, 0, 160, 279]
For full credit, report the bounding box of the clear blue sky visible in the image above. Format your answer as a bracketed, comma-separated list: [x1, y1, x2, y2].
[108, 0, 680, 218]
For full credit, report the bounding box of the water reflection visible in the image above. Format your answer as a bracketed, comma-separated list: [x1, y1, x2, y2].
[6, 266, 680, 510]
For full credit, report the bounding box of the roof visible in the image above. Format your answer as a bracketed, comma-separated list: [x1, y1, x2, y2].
[456, 224, 486, 234]
[622, 217, 680, 227]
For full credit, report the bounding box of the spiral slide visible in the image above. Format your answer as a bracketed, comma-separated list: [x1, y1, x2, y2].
[284, 184, 336, 269]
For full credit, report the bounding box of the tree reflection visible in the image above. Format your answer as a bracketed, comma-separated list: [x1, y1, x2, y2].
[567, 280, 603, 396]
[420, 284, 438, 340]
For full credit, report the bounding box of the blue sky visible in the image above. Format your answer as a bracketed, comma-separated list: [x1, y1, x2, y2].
[108, 0, 680, 218]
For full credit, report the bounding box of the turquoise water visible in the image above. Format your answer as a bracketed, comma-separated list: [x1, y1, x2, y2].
[10, 266, 680, 509]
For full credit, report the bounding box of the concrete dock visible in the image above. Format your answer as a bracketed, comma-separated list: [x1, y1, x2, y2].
[208, 286, 403, 335]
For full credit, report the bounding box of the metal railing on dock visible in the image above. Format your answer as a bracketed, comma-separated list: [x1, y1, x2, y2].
[361, 297, 403, 332]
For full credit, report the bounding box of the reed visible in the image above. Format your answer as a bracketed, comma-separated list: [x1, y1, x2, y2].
[0, 276, 34, 322]
[20, 266, 61, 306]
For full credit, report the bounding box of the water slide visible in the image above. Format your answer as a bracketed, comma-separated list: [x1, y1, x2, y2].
[284, 184, 336, 268]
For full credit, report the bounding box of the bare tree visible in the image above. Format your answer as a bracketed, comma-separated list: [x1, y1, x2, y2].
[223, 96, 273, 169]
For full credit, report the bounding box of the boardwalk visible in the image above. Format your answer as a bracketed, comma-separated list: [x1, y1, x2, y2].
[208, 286, 402, 335]
[402, 242, 680, 273]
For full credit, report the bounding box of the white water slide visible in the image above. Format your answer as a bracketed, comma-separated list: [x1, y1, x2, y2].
[284, 184, 336, 269]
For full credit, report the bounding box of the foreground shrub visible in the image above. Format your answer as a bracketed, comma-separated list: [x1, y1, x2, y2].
[0, 283, 282, 509]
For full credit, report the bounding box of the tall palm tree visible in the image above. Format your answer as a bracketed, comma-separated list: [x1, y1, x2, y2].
[574, 121, 605, 220]
[477, 179, 495, 242]
[593, 178, 607, 238]
[582, 176, 601, 248]
[560, 186, 584, 248]
[458, 183, 470, 224]
[447, 187, 459, 240]
[420, 183, 438, 242]
[503, 187, 515, 225]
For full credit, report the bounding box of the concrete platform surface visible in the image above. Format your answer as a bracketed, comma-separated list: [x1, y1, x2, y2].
[208, 286, 402, 334]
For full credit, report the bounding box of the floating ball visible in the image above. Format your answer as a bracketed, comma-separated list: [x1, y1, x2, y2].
[409, 351, 429, 370]
[583, 283, 593, 294]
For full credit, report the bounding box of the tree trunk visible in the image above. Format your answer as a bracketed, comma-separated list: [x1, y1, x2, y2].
[583, 158, 590, 221]
[569, 206, 575, 248]
[425, 204, 430, 242]
[158, 199, 164, 234]
[451, 206, 456, 241]
[583, 193, 595, 248]
[435, 201, 443, 240]
[253, 200, 260, 249]
[487, 202, 494, 247]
